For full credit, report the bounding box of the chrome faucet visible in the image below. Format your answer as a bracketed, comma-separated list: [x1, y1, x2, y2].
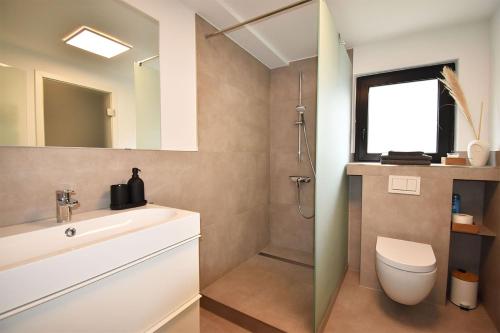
[56, 189, 79, 223]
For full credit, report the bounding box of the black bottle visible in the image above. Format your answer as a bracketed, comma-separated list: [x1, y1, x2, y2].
[127, 168, 145, 204]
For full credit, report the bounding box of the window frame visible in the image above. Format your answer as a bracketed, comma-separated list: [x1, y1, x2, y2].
[354, 63, 456, 163]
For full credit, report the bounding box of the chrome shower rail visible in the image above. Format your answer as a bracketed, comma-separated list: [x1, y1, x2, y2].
[205, 0, 313, 38]
[137, 55, 159, 66]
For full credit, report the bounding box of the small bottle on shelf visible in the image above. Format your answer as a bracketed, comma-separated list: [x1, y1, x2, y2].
[452, 193, 461, 214]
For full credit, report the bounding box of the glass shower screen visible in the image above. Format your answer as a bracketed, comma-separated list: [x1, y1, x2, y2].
[314, 0, 352, 331]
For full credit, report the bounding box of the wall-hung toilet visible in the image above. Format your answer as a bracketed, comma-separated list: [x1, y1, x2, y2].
[376, 236, 437, 305]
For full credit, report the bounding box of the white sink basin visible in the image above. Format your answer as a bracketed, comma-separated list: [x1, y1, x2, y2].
[0, 204, 200, 318]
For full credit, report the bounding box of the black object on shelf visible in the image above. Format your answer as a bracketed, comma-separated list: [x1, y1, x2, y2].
[380, 151, 432, 165]
[110, 200, 147, 210]
[110, 184, 129, 207]
[110, 168, 147, 210]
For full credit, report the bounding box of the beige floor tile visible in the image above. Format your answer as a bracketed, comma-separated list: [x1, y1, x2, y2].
[324, 271, 498, 333]
[202, 255, 313, 333]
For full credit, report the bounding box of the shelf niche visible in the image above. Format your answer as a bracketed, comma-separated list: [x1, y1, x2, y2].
[447, 179, 499, 330]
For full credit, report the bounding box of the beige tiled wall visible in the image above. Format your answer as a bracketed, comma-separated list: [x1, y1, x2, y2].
[268, 58, 317, 254]
[0, 16, 270, 288]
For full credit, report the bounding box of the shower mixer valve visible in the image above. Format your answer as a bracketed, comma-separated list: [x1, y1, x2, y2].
[289, 176, 311, 184]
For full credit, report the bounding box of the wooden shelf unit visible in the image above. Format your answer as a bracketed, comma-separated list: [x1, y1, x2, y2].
[451, 223, 496, 237]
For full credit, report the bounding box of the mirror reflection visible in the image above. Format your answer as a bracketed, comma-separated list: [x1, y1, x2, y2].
[0, 0, 160, 149]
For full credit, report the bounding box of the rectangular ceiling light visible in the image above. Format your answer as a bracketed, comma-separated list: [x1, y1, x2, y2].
[63, 26, 132, 58]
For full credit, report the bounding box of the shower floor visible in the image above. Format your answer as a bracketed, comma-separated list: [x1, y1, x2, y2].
[201, 253, 314, 333]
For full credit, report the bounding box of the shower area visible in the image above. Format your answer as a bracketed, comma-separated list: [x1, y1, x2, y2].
[202, 59, 317, 333]
[192, 1, 352, 332]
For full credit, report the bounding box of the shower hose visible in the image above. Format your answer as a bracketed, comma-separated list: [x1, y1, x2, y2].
[296, 120, 315, 219]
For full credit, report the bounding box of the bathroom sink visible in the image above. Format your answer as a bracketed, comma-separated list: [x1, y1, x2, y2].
[0, 204, 200, 318]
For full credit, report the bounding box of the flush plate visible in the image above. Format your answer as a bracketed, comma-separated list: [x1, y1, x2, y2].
[388, 175, 421, 195]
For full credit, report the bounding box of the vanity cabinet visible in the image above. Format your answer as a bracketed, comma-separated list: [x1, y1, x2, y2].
[0, 206, 201, 333]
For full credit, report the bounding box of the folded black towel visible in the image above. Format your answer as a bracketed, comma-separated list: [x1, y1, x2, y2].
[380, 159, 431, 165]
[388, 151, 425, 156]
[381, 154, 432, 161]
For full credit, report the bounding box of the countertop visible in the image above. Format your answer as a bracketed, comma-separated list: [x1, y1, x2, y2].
[347, 163, 500, 181]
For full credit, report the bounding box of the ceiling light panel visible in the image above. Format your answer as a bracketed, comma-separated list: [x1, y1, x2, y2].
[63, 26, 132, 58]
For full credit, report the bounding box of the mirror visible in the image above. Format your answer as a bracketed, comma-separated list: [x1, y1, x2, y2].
[0, 0, 160, 149]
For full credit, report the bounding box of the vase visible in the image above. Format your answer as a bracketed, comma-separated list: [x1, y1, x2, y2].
[467, 140, 489, 167]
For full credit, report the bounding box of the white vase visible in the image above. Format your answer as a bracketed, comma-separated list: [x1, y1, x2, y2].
[467, 140, 490, 167]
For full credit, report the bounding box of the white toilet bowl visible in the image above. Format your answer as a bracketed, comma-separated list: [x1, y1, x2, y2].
[375, 236, 437, 305]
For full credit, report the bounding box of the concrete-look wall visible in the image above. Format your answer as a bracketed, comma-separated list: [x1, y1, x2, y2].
[491, 7, 500, 151]
[269, 58, 317, 254]
[0, 16, 270, 288]
[486, 15, 500, 327]
[481, 182, 500, 331]
[352, 20, 491, 151]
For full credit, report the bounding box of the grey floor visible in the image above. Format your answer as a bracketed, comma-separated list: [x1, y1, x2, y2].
[201, 260, 498, 333]
[324, 270, 498, 333]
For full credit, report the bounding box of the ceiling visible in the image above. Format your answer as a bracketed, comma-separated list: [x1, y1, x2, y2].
[0, 0, 159, 81]
[181, 0, 499, 69]
[180, 0, 319, 69]
[3, 0, 497, 74]
[326, 0, 499, 47]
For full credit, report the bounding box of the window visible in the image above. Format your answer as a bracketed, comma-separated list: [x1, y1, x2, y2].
[354, 63, 455, 163]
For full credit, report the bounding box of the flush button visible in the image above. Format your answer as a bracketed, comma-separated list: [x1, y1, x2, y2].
[407, 179, 417, 191]
[388, 175, 421, 195]
[392, 177, 407, 190]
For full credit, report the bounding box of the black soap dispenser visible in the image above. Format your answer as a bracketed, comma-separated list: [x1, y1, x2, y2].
[127, 168, 146, 206]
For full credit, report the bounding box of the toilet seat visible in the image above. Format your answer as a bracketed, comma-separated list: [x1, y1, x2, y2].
[376, 237, 436, 273]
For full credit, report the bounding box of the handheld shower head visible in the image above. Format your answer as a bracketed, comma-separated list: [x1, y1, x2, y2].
[296, 71, 306, 114]
[298, 71, 303, 105]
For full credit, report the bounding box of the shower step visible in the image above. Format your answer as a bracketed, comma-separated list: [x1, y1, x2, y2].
[201, 255, 313, 333]
[201, 296, 284, 333]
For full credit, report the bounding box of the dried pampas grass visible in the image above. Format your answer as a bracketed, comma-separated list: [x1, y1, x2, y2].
[440, 66, 484, 140]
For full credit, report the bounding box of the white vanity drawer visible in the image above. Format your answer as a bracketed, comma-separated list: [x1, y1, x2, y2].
[0, 238, 200, 333]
